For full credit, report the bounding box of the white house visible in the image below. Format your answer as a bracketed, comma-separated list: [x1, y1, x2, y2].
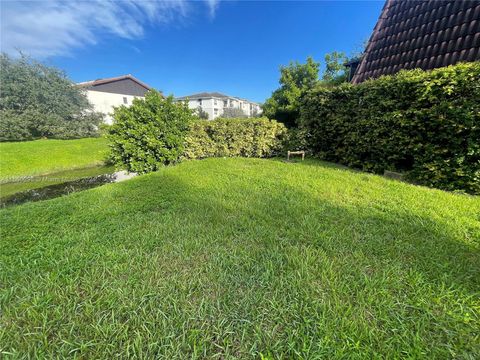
[77, 75, 151, 124]
[175, 92, 262, 120]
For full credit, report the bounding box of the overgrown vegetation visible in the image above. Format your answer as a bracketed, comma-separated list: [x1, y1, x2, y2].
[1, 158, 479, 358]
[0, 53, 103, 141]
[300, 62, 480, 194]
[184, 117, 286, 159]
[107, 90, 195, 174]
[0, 137, 108, 180]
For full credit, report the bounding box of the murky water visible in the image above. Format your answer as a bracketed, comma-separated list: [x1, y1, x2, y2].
[0, 167, 136, 207]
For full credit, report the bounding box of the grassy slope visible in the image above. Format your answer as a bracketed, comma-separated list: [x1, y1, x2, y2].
[1, 158, 479, 358]
[0, 138, 109, 180]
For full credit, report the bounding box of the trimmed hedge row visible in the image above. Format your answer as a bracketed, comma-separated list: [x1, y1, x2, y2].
[184, 118, 287, 159]
[300, 62, 480, 194]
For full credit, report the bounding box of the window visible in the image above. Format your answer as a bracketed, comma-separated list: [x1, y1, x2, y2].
[223, 100, 228, 107]
[214, 99, 217, 106]
[198, 99, 202, 106]
[123, 97, 128, 104]
[214, 108, 218, 115]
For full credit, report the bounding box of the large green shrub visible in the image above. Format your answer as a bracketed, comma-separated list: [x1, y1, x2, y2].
[0, 53, 103, 141]
[300, 62, 480, 194]
[107, 91, 195, 173]
[184, 118, 287, 159]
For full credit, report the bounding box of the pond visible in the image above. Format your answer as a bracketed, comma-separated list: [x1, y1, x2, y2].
[0, 166, 136, 207]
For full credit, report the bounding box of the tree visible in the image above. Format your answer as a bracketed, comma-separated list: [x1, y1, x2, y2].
[320, 42, 366, 86]
[262, 57, 319, 127]
[107, 91, 195, 173]
[0, 53, 103, 141]
[321, 51, 349, 85]
[220, 107, 247, 118]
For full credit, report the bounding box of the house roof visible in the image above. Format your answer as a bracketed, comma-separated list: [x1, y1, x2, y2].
[351, 0, 480, 84]
[77, 74, 151, 90]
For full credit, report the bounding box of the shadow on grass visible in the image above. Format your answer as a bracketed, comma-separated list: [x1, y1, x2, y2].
[61, 163, 480, 293]
[174, 172, 479, 294]
[1, 158, 479, 357]
[3, 158, 479, 293]
[271, 156, 350, 169]
[4, 159, 479, 293]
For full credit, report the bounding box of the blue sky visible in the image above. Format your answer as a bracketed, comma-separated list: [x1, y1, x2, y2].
[1, 1, 384, 102]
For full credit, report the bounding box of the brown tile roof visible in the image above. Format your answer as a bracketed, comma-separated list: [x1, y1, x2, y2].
[351, 0, 480, 84]
[77, 74, 151, 90]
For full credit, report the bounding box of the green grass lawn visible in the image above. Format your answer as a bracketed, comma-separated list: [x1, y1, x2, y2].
[1, 158, 479, 358]
[0, 137, 109, 180]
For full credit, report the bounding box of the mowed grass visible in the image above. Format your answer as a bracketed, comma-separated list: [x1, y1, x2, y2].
[1, 158, 479, 358]
[0, 137, 109, 180]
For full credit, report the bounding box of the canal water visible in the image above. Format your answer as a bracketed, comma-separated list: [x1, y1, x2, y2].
[0, 166, 136, 207]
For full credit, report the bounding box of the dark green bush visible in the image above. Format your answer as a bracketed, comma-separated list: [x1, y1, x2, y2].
[0, 53, 103, 141]
[107, 91, 195, 173]
[300, 62, 480, 194]
[184, 118, 287, 159]
[282, 127, 309, 153]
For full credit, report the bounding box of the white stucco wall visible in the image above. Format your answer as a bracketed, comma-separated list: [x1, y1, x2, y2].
[85, 90, 141, 124]
[178, 96, 262, 120]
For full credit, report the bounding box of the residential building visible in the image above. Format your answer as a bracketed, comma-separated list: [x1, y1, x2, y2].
[348, 0, 480, 83]
[175, 92, 262, 120]
[77, 74, 151, 124]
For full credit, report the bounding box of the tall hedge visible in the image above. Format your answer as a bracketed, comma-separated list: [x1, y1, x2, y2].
[300, 62, 480, 194]
[184, 118, 287, 159]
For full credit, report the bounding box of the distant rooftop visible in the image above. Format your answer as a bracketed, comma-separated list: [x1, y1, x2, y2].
[176, 92, 229, 99]
[176, 92, 259, 104]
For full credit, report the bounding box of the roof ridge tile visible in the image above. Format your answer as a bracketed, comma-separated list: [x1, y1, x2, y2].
[352, 0, 480, 83]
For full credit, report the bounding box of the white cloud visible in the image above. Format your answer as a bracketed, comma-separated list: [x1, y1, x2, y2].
[0, 0, 219, 58]
[205, 0, 220, 19]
